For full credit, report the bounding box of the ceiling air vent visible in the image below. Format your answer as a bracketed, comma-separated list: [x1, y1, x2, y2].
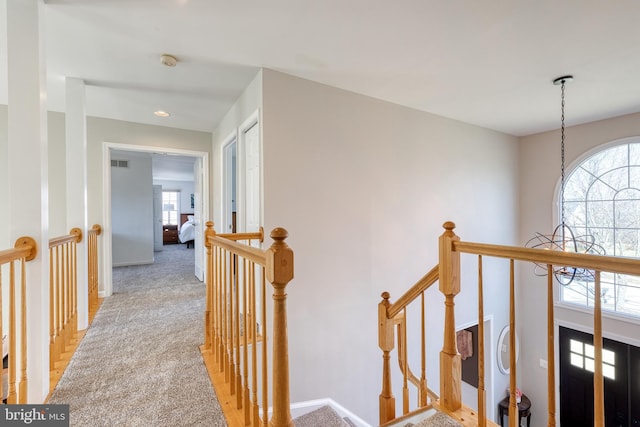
[111, 160, 129, 168]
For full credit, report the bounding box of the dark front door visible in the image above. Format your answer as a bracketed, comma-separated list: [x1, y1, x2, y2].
[559, 326, 630, 427]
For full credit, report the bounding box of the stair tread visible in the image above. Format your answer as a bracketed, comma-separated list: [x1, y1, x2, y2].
[293, 405, 351, 427]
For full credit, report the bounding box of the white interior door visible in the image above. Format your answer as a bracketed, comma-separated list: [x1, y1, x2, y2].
[152, 185, 163, 251]
[193, 157, 204, 281]
[241, 115, 261, 237]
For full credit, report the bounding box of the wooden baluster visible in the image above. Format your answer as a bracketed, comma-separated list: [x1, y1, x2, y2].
[223, 249, 229, 377]
[49, 247, 55, 369]
[402, 310, 409, 415]
[19, 257, 27, 403]
[379, 292, 395, 424]
[57, 245, 63, 362]
[508, 259, 517, 427]
[266, 228, 294, 427]
[8, 261, 17, 404]
[204, 222, 214, 350]
[547, 265, 556, 427]
[230, 253, 237, 395]
[477, 255, 486, 427]
[419, 291, 427, 407]
[226, 250, 233, 385]
[593, 271, 604, 427]
[261, 267, 268, 427]
[235, 254, 242, 408]
[438, 221, 461, 412]
[243, 259, 251, 424]
[250, 262, 259, 426]
[218, 246, 224, 367]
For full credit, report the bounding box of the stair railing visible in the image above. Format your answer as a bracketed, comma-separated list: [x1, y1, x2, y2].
[48, 228, 82, 370]
[0, 236, 37, 404]
[202, 221, 294, 427]
[380, 221, 640, 427]
[87, 224, 102, 323]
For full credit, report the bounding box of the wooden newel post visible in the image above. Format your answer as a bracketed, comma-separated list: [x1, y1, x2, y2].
[379, 292, 396, 425]
[204, 221, 215, 350]
[438, 221, 461, 412]
[266, 228, 294, 427]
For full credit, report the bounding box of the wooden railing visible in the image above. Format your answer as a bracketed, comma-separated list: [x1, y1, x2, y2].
[200, 222, 294, 427]
[379, 221, 640, 427]
[87, 224, 102, 322]
[0, 236, 37, 404]
[49, 228, 82, 370]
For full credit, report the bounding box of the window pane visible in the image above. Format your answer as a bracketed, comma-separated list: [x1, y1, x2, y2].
[570, 339, 583, 354]
[602, 349, 615, 365]
[585, 357, 595, 372]
[603, 364, 615, 380]
[584, 343, 594, 358]
[570, 353, 583, 368]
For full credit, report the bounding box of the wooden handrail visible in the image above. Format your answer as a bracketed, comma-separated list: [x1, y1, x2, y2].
[87, 224, 102, 323]
[454, 240, 640, 275]
[0, 237, 37, 264]
[49, 227, 82, 248]
[218, 227, 264, 243]
[387, 265, 439, 318]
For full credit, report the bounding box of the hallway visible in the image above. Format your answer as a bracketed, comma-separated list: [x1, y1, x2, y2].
[47, 244, 226, 426]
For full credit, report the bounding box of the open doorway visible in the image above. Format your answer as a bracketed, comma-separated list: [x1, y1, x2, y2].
[102, 142, 210, 297]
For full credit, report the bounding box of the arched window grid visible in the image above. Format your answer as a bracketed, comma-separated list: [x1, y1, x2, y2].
[560, 141, 640, 318]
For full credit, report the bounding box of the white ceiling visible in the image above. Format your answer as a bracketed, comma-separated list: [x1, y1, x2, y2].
[3, 1, 640, 136]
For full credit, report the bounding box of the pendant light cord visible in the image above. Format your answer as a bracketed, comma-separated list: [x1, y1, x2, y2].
[560, 80, 566, 227]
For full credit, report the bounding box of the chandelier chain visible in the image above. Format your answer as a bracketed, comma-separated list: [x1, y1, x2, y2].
[560, 80, 566, 226]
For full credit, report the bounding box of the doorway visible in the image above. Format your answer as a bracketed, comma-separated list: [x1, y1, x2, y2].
[102, 142, 210, 296]
[559, 326, 639, 426]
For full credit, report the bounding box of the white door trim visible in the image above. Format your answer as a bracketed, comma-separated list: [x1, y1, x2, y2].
[101, 141, 210, 296]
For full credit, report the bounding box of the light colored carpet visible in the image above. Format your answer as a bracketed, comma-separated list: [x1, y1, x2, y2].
[413, 411, 463, 427]
[48, 244, 226, 426]
[293, 405, 351, 427]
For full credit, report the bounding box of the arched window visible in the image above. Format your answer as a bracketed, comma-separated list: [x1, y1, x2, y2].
[561, 141, 640, 316]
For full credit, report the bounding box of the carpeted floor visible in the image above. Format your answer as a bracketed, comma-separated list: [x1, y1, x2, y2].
[48, 244, 227, 426]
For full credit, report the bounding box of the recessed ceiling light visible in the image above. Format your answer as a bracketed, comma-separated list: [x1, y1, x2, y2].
[154, 110, 170, 117]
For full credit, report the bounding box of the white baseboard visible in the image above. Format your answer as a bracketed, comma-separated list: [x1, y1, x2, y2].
[289, 398, 372, 427]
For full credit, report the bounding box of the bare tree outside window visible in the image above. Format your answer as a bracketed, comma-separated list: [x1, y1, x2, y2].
[561, 142, 640, 316]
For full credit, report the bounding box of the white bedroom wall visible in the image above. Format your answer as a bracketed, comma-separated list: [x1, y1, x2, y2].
[261, 69, 519, 425]
[111, 150, 153, 266]
[519, 111, 640, 427]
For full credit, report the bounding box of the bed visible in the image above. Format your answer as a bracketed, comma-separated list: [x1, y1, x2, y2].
[179, 213, 196, 248]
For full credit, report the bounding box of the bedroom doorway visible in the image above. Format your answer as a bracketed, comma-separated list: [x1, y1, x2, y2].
[102, 142, 210, 297]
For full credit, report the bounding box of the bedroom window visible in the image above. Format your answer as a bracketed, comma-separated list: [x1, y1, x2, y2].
[561, 141, 640, 317]
[162, 191, 180, 225]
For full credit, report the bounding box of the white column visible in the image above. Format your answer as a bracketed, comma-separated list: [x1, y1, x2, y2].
[7, 0, 49, 402]
[66, 77, 89, 330]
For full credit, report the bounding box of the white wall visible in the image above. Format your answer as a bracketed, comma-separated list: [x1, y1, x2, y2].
[518, 112, 640, 427]
[0, 105, 8, 249]
[111, 150, 153, 266]
[48, 111, 67, 237]
[259, 69, 519, 425]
